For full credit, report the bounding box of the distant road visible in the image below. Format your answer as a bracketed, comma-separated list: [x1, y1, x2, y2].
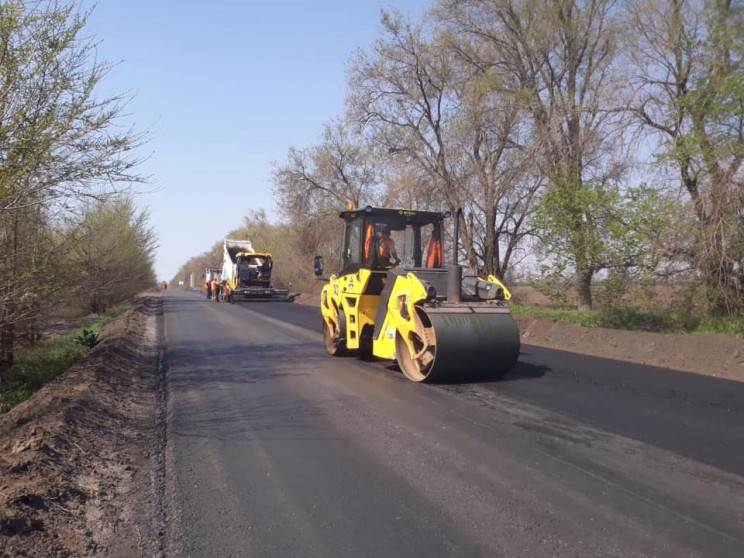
[162, 290, 744, 557]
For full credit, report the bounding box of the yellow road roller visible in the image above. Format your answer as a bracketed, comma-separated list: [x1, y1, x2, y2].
[316, 206, 520, 382]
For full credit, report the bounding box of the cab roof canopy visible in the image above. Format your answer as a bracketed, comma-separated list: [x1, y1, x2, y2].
[339, 207, 448, 229]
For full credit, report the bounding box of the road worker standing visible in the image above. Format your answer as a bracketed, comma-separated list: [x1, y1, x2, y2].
[222, 281, 233, 304]
[211, 278, 220, 302]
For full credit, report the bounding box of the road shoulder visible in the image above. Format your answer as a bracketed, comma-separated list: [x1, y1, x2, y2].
[0, 294, 165, 557]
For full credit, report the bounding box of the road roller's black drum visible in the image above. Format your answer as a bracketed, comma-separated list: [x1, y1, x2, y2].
[396, 306, 521, 383]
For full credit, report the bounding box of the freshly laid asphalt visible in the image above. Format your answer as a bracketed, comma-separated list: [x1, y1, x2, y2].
[162, 290, 744, 557]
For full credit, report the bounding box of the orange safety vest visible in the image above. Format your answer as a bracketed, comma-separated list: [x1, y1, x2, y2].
[426, 236, 443, 268]
[364, 224, 374, 260]
[379, 236, 395, 259]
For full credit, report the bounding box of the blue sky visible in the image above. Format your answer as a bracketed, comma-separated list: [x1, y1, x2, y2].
[85, 0, 431, 280]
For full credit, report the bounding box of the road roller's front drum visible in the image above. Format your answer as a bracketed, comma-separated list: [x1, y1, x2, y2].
[395, 305, 520, 383]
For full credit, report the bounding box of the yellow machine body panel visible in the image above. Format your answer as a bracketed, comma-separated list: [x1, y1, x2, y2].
[370, 272, 429, 360]
[321, 268, 383, 351]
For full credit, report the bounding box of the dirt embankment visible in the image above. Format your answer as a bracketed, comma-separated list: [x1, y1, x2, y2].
[0, 294, 165, 558]
[298, 290, 744, 382]
[517, 316, 744, 381]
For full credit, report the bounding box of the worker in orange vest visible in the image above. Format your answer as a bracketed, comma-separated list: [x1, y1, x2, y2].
[378, 225, 400, 267]
[211, 278, 220, 302]
[222, 281, 233, 304]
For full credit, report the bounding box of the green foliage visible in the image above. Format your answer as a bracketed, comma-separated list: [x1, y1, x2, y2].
[531, 261, 572, 306]
[64, 198, 157, 313]
[532, 180, 678, 303]
[595, 271, 631, 308]
[512, 304, 744, 337]
[74, 329, 98, 348]
[0, 334, 88, 413]
[630, 0, 744, 315]
[0, 305, 128, 414]
[697, 314, 744, 337]
[0, 1, 149, 367]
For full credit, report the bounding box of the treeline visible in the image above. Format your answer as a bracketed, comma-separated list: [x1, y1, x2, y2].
[0, 1, 155, 370]
[268, 0, 742, 315]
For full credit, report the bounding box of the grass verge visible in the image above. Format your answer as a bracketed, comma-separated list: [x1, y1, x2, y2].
[0, 304, 131, 414]
[511, 304, 744, 337]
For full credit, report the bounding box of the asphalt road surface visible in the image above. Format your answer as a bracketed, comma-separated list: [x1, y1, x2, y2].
[162, 290, 744, 557]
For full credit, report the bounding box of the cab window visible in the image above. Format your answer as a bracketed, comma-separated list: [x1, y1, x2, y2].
[342, 219, 363, 271]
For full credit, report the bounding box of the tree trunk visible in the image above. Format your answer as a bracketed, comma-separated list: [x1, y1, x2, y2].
[701, 230, 739, 315]
[575, 266, 593, 311]
[0, 317, 15, 371]
[1, 214, 20, 371]
[483, 205, 499, 277]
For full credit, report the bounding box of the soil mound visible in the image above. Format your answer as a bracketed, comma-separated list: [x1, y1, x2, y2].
[518, 315, 744, 381]
[0, 294, 164, 557]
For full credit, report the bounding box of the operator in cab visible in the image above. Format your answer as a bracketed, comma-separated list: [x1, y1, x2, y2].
[378, 225, 400, 267]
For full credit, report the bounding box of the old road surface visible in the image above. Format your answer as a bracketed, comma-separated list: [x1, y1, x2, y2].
[161, 290, 744, 557]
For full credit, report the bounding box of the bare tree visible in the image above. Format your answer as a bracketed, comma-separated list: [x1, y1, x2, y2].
[439, 0, 629, 309]
[272, 120, 385, 268]
[627, 0, 744, 314]
[273, 120, 383, 214]
[348, 10, 537, 277]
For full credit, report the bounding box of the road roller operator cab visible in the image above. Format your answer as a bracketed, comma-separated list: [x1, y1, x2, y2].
[320, 206, 521, 382]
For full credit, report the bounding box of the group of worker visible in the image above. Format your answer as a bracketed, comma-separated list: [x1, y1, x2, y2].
[203, 277, 233, 304]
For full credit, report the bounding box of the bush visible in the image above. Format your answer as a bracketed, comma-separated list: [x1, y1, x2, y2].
[74, 329, 99, 348]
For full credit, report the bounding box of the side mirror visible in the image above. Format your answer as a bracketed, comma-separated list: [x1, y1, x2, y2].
[313, 255, 323, 277]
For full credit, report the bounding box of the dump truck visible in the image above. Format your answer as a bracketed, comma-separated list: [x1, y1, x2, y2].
[221, 239, 295, 301]
[317, 206, 520, 382]
[205, 268, 222, 282]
